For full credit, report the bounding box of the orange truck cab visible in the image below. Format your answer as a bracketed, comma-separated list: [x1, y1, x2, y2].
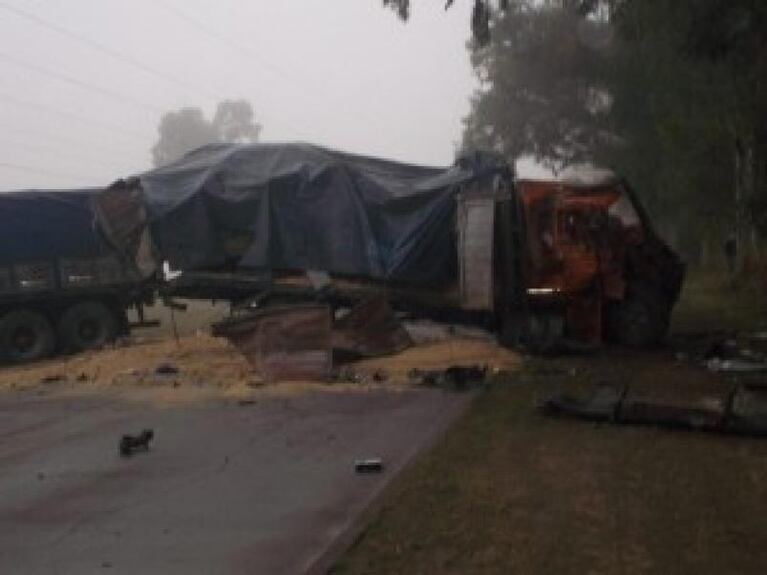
[512, 177, 684, 348]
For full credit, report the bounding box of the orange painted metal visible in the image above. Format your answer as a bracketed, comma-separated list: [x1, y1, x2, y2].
[516, 179, 642, 342]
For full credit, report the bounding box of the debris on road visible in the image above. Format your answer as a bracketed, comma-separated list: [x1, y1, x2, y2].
[332, 295, 412, 359]
[408, 365, 490, 391]
[675, 332, 767, 372]
[119, 429, 155, 457]
[155, 362, 180, 376]
[354, 458, 384, 474]
[212, 305, 333, 382]
[706, 357, 767, 373]
[542, 384, 767, 436]
[541, 384, 624, 422]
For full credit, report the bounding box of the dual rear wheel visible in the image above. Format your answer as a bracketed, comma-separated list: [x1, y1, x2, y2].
[0, 301, 118, 363]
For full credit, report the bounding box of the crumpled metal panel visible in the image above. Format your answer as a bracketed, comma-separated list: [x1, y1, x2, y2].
[332, 295, 412, 358]
[213, 304, 332, 382]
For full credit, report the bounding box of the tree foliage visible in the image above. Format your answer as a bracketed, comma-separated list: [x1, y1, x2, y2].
[151, 99, 261, 168]
[460, 0, 767, 262]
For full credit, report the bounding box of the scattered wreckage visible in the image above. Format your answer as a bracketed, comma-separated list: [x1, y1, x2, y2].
[0, 142, 685, 369]
[542, 383, 767, 436]
[94, 143, 683, 368]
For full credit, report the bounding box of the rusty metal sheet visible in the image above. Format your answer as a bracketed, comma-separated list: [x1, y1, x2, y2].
[332, 295, 412, 358]
[213, 305, 332, 382]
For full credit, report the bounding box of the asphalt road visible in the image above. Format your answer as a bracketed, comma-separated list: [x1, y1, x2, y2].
[0, 387, 469, 575]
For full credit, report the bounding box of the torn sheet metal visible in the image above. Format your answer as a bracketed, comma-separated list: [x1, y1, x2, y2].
[619, 389, 728, 430]
[332, 295, 412, 358]
[213, 305, 332, 382]
[542, 384, 767, 436]
[541, 384, 624, 422]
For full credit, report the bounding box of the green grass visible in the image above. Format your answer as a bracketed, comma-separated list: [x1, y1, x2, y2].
[332, 271, 767, 575]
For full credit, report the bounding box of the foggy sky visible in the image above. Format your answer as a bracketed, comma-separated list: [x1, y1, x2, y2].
[0, 0, 477, 191]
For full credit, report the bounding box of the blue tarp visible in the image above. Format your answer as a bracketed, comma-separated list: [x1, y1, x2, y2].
[0, 189, 110, 265]
[103, 143, 510, 286]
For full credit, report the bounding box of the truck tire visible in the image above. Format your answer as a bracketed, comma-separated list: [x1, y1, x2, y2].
[608, 288, 668, 347]
[58, 301, 118, 353]
[0, 310, 56, 363]
[499, 311, 563, 353]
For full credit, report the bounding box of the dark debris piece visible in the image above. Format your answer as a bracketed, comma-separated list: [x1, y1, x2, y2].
[542, 384, 767, 437]
[355, 458, 384, 473]
[409, 365, 488, 391]
[541, 384, 625, 422]
[155, 363, 180, 376]
[119, 429, 154, 457]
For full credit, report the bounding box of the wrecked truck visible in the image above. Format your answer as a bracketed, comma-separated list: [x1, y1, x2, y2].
[93, 142, 684, 350]
[0, 189, 155, 363]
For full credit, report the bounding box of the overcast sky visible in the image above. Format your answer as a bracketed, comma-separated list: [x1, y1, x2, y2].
[0, 0, 479, 191]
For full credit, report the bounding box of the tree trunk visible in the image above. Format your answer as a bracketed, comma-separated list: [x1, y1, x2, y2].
[734, 136, 756, 273]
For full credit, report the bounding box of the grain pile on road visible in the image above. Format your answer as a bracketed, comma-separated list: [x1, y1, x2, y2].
[0, 333, 254, 394]
[0, 331, 521, 397]
[351, 338, 521, 381]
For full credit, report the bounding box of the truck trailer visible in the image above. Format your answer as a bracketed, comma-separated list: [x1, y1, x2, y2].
[93, 143, 685, 351]
[0, 189, 154, 363]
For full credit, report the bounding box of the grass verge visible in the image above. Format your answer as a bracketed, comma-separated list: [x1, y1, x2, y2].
[332, 271, 767, 575]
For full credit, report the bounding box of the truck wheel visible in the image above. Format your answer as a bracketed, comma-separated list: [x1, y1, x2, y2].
[608, 290, 668, 347]
[0, 310, 56, 363]
[58, 302, 118, 353]
[499, 311, 563, 353]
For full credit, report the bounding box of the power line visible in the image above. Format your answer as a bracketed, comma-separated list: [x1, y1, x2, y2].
[0, 91, 148, 142]
[0, 161, 95, 183]
[153, 0, 311, 138]
[154, 0, 297, 88]
[0, 121, 145, 157]
[0, 1, 220, 103]
[0, 50, 164, 114]
[0, 136, 143, 172]
[153, 0, 389, 141]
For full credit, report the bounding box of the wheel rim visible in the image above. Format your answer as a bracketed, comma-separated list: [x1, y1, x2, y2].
[11, 326, 37, 354]
[77, 318, 103, 345]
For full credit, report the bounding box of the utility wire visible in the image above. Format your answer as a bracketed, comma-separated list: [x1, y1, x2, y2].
[0, 161, 95, 183]
[0, 136, 142, 172]
[0, 121, 145, 157]
[153, 0, 311, 138]
[0, 91, 148, 142]
[0, 50, 164, 113]
[0, 1, 220, 103]
[154, 0, 297, 88]
[154, 0, 389, 141]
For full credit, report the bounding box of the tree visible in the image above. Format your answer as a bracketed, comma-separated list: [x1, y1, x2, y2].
[383, 0, 495, 44]
[605, 0, 767, 264]
[382, 0, 603, 45]
[460, 0, 767, 264]
[462, 1, 612, 166]
[151, 99, 262, 167]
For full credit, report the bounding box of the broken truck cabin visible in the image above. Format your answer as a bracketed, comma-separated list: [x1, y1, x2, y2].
[0, 189, 155, 363]
[93, 142, 684, 356]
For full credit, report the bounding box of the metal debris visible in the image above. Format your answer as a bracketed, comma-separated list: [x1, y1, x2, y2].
[542, 384, 767, 436]
[354, 458, 384, 473]
[213, 305, 333, 382]
[119, 429, 154, 457]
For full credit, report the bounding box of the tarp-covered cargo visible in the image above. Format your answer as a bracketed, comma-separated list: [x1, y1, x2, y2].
[96, 143, 511, 286]
[0, 189, 111, 266]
